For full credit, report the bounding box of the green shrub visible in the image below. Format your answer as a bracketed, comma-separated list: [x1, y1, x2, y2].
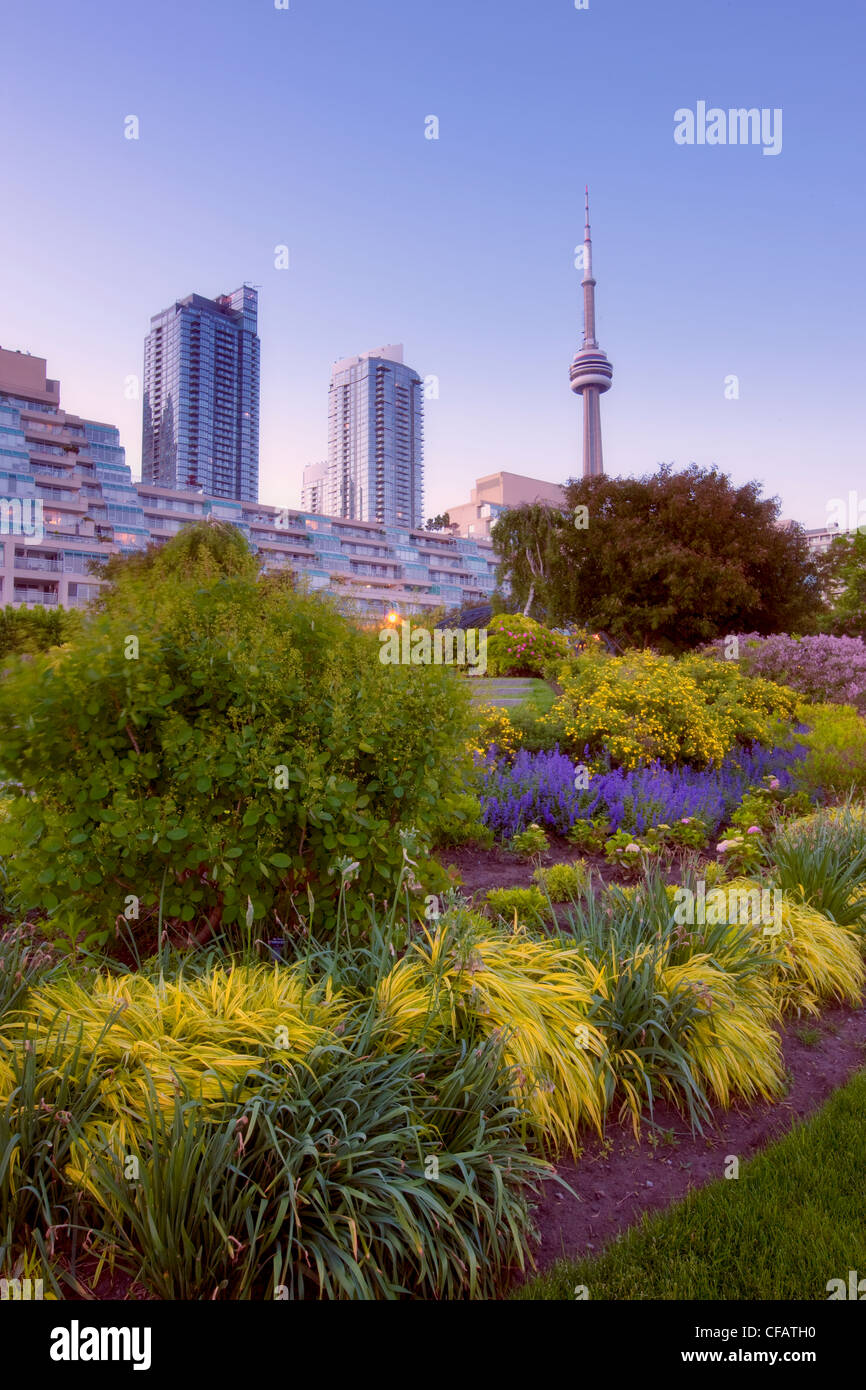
[471, 703, 522, 759]
[714, 828, 764, 876]
[549, 648, 799, 769]
[660, 817, 710, 851]
[430, 792, 493, 849]
[566, 817, 611, 854]
[0, 604, 82, 665]
[507, 823, 549, 858]
[0, 524, 474, 952]
[731, 791, 778, 833]
[486, 615, 569, 678]
[485, 886, 552, 924]
[793, 704, 866, 800]
[532, 861, 588, 902]
[604, 829, 660, 876]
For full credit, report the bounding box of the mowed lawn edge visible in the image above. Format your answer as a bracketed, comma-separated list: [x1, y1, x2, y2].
[513, 1067, 866, 1301]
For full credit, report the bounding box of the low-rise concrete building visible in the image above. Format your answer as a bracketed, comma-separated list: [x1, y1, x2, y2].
[444, 471, 567, 539]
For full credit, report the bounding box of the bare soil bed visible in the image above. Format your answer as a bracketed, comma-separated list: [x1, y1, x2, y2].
[520, 998, 866, 1281]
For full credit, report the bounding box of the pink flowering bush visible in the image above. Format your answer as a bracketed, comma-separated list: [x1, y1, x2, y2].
[704, 633, 866, 713]
[486, 614, 569, 677]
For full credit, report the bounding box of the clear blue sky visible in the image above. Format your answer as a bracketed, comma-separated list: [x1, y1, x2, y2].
[1, 0, 863, 527]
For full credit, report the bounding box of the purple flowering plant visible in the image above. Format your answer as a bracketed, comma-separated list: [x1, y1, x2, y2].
[704, 633, 866, 713]
[477, 742, 808, 842]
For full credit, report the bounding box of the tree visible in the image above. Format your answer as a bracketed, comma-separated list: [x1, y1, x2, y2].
[822, 529, 866, 637]
[88, 518, 259, 601]
[491, 465, 823, 651]
[490, 502, 563, 617]
[424, 513, 452, 532]
[553, 466, 823, 650]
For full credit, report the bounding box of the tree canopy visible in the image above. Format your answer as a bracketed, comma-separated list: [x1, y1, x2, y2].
[492, 465, 823, 651]
[821, 529, 866, 638]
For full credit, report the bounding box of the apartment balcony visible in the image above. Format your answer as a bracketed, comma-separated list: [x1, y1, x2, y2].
[13, 587, 59, 607]
[14, 555, 63, 574]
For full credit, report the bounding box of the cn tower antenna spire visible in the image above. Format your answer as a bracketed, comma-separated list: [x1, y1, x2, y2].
[569, 184, 613, 478]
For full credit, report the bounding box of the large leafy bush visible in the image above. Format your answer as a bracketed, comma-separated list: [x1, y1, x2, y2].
[0, 524, 473, 950]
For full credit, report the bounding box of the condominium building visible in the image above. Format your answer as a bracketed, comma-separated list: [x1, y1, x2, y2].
[0, 346, 493, 619]
[326, 345, 424, 529]
[300, 459, 328, 515]
[142, 285, 260, 502]
[778, 519, 853, 556]
[0, 347, 148, 609]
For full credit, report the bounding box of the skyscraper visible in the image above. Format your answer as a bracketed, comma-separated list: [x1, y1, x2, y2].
[301, 460, 328, 514]
[325, 345, 423, 528]
[142, 285, 260, 502]
[569, 189, 613, 478]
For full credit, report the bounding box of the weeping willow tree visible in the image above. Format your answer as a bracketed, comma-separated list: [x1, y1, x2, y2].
[490, 502, 565, 617]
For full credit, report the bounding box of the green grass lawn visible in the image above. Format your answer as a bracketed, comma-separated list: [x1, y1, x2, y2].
[515, 1068, 866, 1300]
[518, 679, 555, 715]
[469, 676, 555, 712]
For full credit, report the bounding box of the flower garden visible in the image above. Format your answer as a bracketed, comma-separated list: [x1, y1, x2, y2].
[1, 535, 866, 1302]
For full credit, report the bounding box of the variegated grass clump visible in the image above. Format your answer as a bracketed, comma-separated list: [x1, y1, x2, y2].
[560, 879, 786, 1135]
[0, 954, 551, 1299]
[2, 962, 343, 1158]
[724, 876, 865, 1016]
[374, 908, 607, 1152]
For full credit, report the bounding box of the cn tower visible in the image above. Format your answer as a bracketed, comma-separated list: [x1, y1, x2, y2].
[569, 187, 613, 477]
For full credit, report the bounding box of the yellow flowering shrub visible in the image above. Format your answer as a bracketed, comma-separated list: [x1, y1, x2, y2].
[470, 703, 522, 758]
[550, 648, 798, 769]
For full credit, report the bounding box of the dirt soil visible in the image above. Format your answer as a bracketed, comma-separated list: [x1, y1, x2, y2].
[445, 838, 621, 899]
[522, 998, 866, 1279]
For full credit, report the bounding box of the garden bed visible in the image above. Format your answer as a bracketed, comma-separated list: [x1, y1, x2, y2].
[520, 997, 866, 1283]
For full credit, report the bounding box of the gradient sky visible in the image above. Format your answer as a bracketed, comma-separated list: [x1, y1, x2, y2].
[1, 0, 863, 528]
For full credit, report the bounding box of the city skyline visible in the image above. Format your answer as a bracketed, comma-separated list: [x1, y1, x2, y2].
[1, 0, 863, 530]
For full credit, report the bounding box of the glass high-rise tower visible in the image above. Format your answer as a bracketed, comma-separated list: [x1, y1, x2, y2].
[142, 285, 260, 501]
[326, 345, 423, 529]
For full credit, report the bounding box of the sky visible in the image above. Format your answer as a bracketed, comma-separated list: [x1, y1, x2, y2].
[0, 0, 863, 528]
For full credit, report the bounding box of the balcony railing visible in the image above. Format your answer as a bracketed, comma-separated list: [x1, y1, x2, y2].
[13, 591, 59, 607]
[14, 557, 63, 573]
